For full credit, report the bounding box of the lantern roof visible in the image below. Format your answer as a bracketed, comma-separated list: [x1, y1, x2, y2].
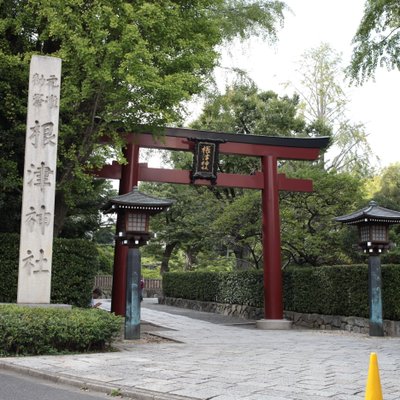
[335, 201, 400, 225]
[102, 186, 174, 214]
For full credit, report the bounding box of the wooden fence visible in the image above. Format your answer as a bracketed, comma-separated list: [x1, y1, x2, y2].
[94, 275, 113, 290]
[94, 275, 162, 296]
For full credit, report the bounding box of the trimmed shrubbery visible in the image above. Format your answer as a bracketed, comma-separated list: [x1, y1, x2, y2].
[163, 270, 263, 307]
[217, 270, 264, 307]
[0, 233, 122, 357]
[0, 233, 19, 304]
[283, 265, 369, 318]
[0, 305, 122, 356]
[0, 233, 100, 307]
[163, 264, 400, 320]
[163, 271, 221, 302]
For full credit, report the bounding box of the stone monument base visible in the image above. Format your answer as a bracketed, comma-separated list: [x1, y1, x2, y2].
[256, 319, 292, 330]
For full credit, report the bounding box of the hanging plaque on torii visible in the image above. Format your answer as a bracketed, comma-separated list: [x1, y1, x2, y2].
[190, 138, 224, 184]
[96, 127, 329, 326]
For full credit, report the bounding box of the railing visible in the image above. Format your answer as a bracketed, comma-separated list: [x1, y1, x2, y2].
[94, 275, 113, 290]
[94, 275, 162, 291]
[144, 278, 163, 289]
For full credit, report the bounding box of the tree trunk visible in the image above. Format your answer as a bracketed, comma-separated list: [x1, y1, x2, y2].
[233, 245, 251, 269]
[160, 242, 177, 275]
[184, 249, 197, 271]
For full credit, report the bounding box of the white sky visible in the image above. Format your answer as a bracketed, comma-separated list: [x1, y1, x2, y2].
[198, 0, 400, 170]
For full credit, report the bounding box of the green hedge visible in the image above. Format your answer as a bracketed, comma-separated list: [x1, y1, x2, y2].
[0, 234, 19, 303]
[0, 233, 100, 307]
[163, 270, 264, 307]
[163, 264, 400, 320]
[216, 271, 264, 307]
[0, 305, 122, 356]
[283, 265, 369, 318]
[163, 271, 221, 302]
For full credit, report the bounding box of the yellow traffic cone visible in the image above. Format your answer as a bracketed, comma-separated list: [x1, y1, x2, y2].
[365, 352, 383, 400]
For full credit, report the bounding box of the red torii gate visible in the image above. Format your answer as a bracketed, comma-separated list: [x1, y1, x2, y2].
[96, 127, 329, 322]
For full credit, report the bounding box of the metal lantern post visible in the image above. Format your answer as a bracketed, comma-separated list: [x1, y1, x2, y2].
[103, 187, 173, 339]
[336, 201, 400, 336]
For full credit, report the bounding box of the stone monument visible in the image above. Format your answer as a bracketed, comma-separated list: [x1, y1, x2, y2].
[17, 55, 62, 304]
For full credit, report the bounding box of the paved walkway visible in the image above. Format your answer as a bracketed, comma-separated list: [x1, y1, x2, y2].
[1, 299, 400, 400]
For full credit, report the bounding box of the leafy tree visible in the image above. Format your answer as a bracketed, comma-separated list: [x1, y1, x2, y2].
[294, 43, 346, 127]
[371, 163, 400, 210]
[212, 190, 263, 269]
[189, 81, 367, 268]
[368, 163, 400, 263]
[192, 80, 306, 137]
[140, 183, 223, 273]
[348, 0, 400, 83]
[59, 179, 117, 239]
[291, 43, 376, 176]
[0, 158, 21, 233]
[0, 0, 286, 234]
[189, 82, 311, 268]
[280, 166, 365, 266]
[139, 81, 368, 270]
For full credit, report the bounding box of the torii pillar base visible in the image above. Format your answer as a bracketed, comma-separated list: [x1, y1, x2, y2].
[256, 319, 292, 330]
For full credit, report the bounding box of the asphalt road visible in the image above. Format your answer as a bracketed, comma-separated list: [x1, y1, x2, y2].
[0, 370, 114, 400]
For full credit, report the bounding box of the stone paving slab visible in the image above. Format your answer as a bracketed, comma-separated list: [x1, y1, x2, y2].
[1, 300, 400, 399]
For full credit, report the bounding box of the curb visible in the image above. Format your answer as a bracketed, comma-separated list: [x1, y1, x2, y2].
[0, 362, 199, 400]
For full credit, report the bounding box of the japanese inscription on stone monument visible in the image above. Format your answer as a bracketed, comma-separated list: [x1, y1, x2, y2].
[18, 55, 62, 303]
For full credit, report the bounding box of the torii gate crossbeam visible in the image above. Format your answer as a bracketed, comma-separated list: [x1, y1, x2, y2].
[96, 128, 329, 321]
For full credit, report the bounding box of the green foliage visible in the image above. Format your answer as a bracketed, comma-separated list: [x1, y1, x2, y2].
[194, 253, 235, 272]
[140, 183, 223, 272]
[0, 158, 22, 233]
[348, 0, 400, 83]
[212, 190, 263, 268]
[365, 163, 400, 264]
[371, 163, 400, 210]
[382, 265, 400, 320]
[280, 167, 366, 266]
[295, 43, 346, 126]
[164, 265, 400, 320]
[51, 238, 100, 307]
[283, 265, 369, 317]
[141, 267, 161, 280]
[0, 0, 285, 234]
[58, 180, 117, 239]
[216, 270, 264, 307]
[163, 270, 264, 306]
[0, 233, 19, 303]
[0, 305, 122, 356]
[183, 83, 311, 269]
[143, 81, 368, 270]
[284, 264, 400, 320]
[192, 82, 306, 138]
[110, 389, 122, 397]
[97, 244, 114, 275]
[294, 43, 376, 176]
[0, 233, 100, 307]
[163, 271, 222, 302]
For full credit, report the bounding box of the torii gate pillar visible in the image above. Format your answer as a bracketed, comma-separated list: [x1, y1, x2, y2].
[262, 155, 283, 319]
[256, 155, 293, 329]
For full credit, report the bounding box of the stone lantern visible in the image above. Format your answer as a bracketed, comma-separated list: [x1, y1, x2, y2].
[103, 186, 173, 339]
[336, 201, 400, 336]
